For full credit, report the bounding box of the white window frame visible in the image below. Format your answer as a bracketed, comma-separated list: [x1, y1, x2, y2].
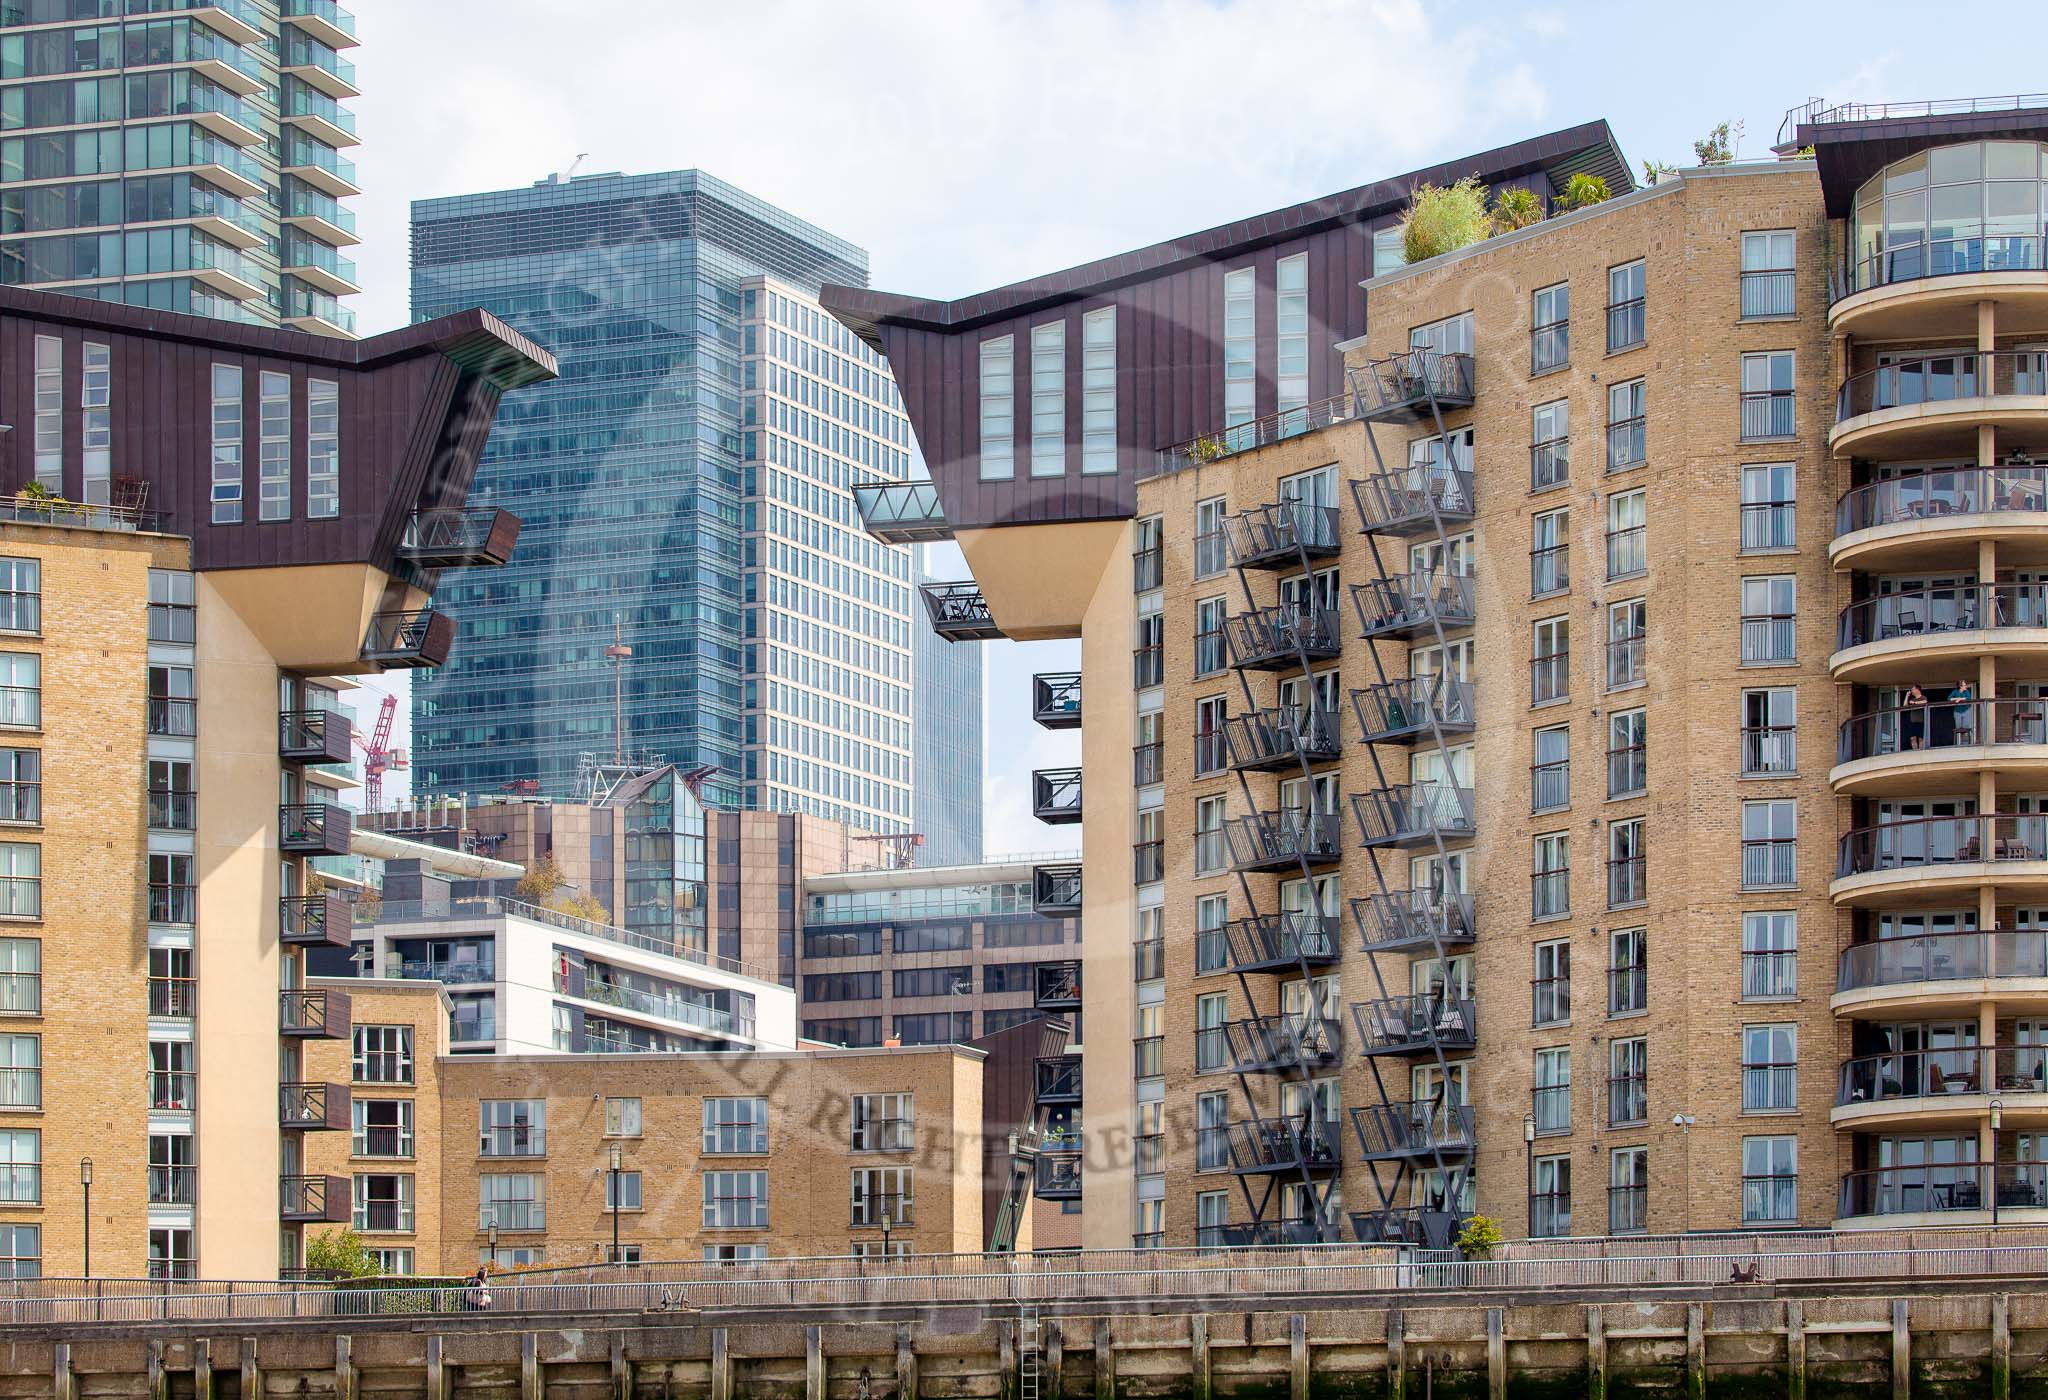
[1080, 307, 1116, 474]
[978, 335, 1014, 480]
[1029, 320, 1065, 478]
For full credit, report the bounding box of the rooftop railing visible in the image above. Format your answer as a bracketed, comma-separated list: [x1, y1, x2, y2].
[1149, 391, 1357, 479]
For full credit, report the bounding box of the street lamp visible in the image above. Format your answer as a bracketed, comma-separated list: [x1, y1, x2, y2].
[1991, 1099, 2005, 1226]
[609, 1143, 624, 1264]
[1672, 1114, 1697, 1233]
[487, 1221, 498, 1270]
[879, 1202, 894, 1259]
[79, 1159, 92, 1278]
[1522, 1114, 1535, 1235]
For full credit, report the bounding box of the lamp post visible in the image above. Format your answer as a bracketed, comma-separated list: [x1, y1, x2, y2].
[487, 1221, 498, 1270]
[1672, 1114, 1697, 1233]
[1521, 1113, 1534, 1235]
[880, 1202, 894, 1259]
[1991, 1099, 2005, 1227]
[609, 1143, 623, 1264]
[79, 1158, 91, 1278]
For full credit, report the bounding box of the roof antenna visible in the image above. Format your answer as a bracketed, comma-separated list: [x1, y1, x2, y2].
[604, 615, 632, 764]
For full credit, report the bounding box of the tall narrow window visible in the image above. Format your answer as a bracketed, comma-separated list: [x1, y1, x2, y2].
[80, 342, 109, 505]
[259, 370, 291, 521]
[1275, 253, 1308, 415]
[1605, 489, 1646, 580]
[1029, 321, 1064, 477]
[1531, 282, 1569, 372]
[1608, 816, 1646, 909]
[1607, 597, 1646, 690]
[209, 364, 242, 524]
[1223, 267, 1255, 426]
[306, 379, 339, 518]
[1607, 258, 1646, 351]
[1740, 351, 1796, 441]
[1607, 378, 1646, 471]
[32, 337, 61, 493]
[1739, 462, 1797, 551]
[1081, 307, 1116, 474]
[978, 335, 1014, 480]
[1740, 230, 1796, 318]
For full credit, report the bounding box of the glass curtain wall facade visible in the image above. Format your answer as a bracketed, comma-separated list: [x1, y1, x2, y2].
[912, 557, 984, 867]
[411, 169, 962, 843]
[0, 0, 363, 334]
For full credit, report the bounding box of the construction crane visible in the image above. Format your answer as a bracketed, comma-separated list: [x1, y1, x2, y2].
[354, 692, 408, 811]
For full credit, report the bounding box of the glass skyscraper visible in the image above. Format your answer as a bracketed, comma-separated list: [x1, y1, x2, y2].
[410, 168, 975, 844]
[0, 0, 362, 335]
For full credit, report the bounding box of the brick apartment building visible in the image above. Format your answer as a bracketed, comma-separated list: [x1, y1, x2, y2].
[825, 100, 2048, 1248]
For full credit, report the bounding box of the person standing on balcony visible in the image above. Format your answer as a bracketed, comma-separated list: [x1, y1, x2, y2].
[1904, 684, 1930, 749]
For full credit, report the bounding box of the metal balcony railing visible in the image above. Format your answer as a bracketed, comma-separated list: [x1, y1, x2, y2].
[1353, 890, 1475, 952]
[1221, 1013, 1340, 1074]
[1149, 389, 1358, 479]
[1838, 1045, 2047, 1105]
[1034, 961, 1081, 1009]
[279, 708, 352, 764]
[1836, 465, 2048, 537]
[1352, 572, 1476, 639]
[1031, 672, 1081, 728]
[1222, 810, 1343, 871]
[397, 506, 522, 568]
[1352, 784, 1475, 848]
[1222, 912, 1340, 971]
[1349, 1100, 1476, 1160]
[1036, 1152, 1081, 1199]
[1351, 678, 1475, 743]
[1223, 1116, 1341, 1175]
[1833, 814, 2048, 878]
[1032, 865, 1081, 914]
[362, 609, 454, 667]
[1222, 500, 1343, 569]
[1032, 768, 1082, 824]
[1221, 706, 1340, 771]
[1034, 1056, 1082, 1102]
[1350, 995, 1476, 1055]
[1350, 463, 1474, 537]
[1222, 604, 1342, 669]
[1837, 583, 2048, 650]
[1837, 351, 2048, 425]
[1348, 349, 1476, 423]
[1837, 929, 2048, 993]
[920, 582, 1003, 641]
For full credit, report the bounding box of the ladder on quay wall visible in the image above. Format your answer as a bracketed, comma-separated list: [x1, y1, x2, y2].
[1018, 1305, 1042, 1400]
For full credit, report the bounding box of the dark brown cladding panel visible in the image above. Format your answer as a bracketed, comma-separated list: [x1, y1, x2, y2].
[1799, 108, 2048, 217]
[0, 286, 553, 573]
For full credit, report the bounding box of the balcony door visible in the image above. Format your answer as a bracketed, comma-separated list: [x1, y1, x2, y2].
[1279, 566, 1339, 616]
[1408, 532, 1473, 579]
[1410, 953, 1472, 1001]
[1876, 798, 1975, 864]
[1281, 975, 1340, 1039]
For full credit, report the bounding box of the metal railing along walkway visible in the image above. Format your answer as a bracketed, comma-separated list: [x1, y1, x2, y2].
[16, 1233, 2048, 1326]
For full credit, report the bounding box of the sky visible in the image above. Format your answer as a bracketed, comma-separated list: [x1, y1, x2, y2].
[338, 0, 2048, 854]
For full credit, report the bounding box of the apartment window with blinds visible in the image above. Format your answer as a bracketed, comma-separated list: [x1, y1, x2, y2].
[1608, 816, 1646, 909]
[1740, 351, 1796, 441]
[851, 1093, 913, 1152]
[1532, 938, 1570, 1027]
[259, 370, 291, 521]
[478, 1173, 544, 1230]
[81, 341, 109, 505]
[1030, 321, 1065, 477]
[979, 335, 1014, 480]
[1081, 307, 1116, 474]
[1742, 1024, 1797, 1112]
[307, 379, 339, 517]
[210, 364, 241, 523]
[1607, 377, 1646, 471]
[32, 337, 60, 493]
[1223, 267, 1255, 425]
[0, 560, 38, 639]
[1740, 230, 1797, 319]
[1276, 253, 1308, 413]
[1195, 893, 1228, 973]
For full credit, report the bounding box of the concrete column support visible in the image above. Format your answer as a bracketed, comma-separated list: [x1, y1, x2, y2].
[1893, 1297, 1911, 1400]
[520, 1332, 540, 1400]
[52, 1343, 74, 1400]
[1289, 1314, 1308, 1400]
[1788, 1301, 1807, 1400]
[1686, 1303, 1704, 1400]
[1189, 1314, 1209, 1400]
[895, 1324, 918, 1400]
[336, 1334, 355, 1400]
[999, 1321, 1017, 1400]
[1586, 1306, 1606, 1400]
[1993, 1294, 2011, 1400]
[193, 1339, 212, 1400]
[238, 1339, 259, 1400]
[1981, 299, 1998, 355]
[1093, 1319, 1114, 1400]
[426, 1336, 448, 1400]
[1487, 1307, 1505, 1400]
[1386, 1308, 1405, 1400]
[713, 1328, 733, 1400]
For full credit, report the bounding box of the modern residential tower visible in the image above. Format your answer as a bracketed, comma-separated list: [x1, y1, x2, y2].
[829, 103, 2048, 1248]
[409, 170, 971, 852]
[0, 0, 363, 336]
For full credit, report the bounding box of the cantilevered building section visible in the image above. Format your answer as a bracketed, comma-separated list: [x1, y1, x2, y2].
[0, 1, 364, 336]
[0, 285, 554, 1280]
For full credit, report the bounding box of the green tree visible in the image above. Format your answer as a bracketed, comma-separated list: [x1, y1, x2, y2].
[1552, 173, 1612, 213]
[1456, 1214, 1505, 1260]
[514, 854, 567, 905]
[1401, 178, 1490, 264]
[551, 891, 611, 923]
[1641, 159, 1677, 185]
[1693, 121, 1737, 165]
[305, 1227, 379, 1278]
[1488, 186, 1543, 236]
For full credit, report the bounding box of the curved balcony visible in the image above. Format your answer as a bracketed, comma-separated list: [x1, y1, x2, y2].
[1837, 1162, 2048, 1228]
[1221, 706, 1341, 772]
[1223, 500, 1342, 570]
[1832, 466, 2048, 572]
[1831, 235, 2048, 341]
[1222, 911, 1340, 972]
[1831, 583, 2048, 684]
[1833, 813, 2048, 906]
[1352, 678, 1475, 745]
[1834, 699, 2048, 794]
[1833, 1046, 2048, 1130]
[1835, 930, 2048, 1016]
[1832, 351, 2048, 458]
